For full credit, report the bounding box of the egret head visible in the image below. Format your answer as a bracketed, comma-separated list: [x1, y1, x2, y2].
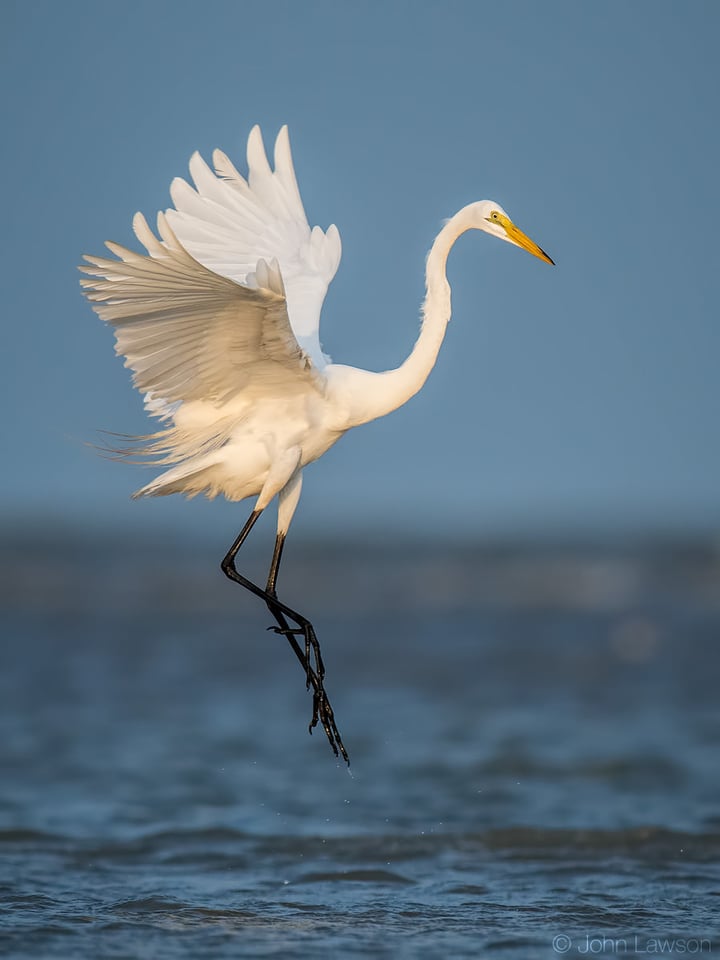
[472, 200, 554, 265]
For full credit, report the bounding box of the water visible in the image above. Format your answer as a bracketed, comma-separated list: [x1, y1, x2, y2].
[2, 533, 719, 958]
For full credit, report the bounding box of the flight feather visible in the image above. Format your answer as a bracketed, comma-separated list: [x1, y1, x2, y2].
[164, 125, 341, 368]
[79, 211, 322, 407]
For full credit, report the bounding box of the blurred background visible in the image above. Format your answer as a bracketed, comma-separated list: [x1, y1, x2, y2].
[1, 3, 719, 958]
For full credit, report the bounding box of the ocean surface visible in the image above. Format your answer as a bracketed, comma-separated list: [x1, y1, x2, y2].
[1, 531, 719, 958]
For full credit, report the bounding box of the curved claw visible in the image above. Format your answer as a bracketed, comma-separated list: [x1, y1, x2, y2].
[311, 689, 349, 765]
[266, 624, 348, 763]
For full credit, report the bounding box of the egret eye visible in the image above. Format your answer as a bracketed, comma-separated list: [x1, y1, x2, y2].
[491, 211, 500, 221]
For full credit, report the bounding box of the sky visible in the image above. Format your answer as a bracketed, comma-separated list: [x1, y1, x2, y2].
[1, 1, 719, 542]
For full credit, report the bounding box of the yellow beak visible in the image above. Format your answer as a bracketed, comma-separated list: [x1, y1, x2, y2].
[498, 214, 555, 265]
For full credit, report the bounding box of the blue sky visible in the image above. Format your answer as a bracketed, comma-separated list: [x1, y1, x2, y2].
[2, 1, 718, 540]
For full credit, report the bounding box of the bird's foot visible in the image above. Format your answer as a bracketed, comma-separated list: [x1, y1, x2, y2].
[264, 609, 342, 761]
[302, 621, 325, 688]
[267, 622, 325, 686]
[311, 686, 349, 765]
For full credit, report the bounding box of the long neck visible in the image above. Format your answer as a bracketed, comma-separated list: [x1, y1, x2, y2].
[349, 205, 476, 425]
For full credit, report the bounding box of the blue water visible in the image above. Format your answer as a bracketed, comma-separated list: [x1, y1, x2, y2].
[1, 534, 719, 958]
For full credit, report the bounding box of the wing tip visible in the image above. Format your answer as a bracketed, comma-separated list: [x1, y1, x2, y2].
[247, 124, 265, 154]
[132, 211, 155, 250]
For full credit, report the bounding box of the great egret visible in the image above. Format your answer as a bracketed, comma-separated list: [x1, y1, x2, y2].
[80, 125, 553, 763]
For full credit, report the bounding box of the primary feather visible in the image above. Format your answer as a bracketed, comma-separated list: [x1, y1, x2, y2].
[166, 125, 341, 368]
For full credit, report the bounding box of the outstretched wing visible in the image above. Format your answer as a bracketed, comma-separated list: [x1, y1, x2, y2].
[80, 212, 323, 408]
[164, 125, 341, 369]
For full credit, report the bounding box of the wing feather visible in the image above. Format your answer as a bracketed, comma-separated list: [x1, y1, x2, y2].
[80, 212, 322, 407]
[165, 125, 341, 367]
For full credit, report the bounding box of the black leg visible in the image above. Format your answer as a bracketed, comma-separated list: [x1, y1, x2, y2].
[221, 509, 348, 764]
[223, 517, 324, 683]
[265, 531, 286, 597]
[265, 532, 326, 684]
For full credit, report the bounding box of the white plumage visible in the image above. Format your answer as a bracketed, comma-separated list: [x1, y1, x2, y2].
[168, 126, 340, 367]
[80, 125, 553, 761]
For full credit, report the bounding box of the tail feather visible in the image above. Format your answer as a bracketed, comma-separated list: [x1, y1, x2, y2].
[132, 461, 225, 499]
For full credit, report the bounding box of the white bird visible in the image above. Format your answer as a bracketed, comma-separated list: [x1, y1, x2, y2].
[80, 125, 553, 763]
